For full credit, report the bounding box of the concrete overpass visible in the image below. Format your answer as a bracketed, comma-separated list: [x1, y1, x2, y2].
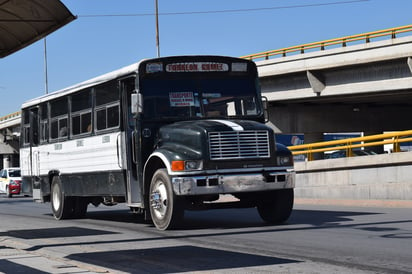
[243, 25, 412, 202]
[0, 112, 20, 168]
[247, 25, 412, 146]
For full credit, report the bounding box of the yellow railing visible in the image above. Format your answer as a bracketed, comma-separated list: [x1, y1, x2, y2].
[241, 24, 412, 61]
[288, 130, 412, 161]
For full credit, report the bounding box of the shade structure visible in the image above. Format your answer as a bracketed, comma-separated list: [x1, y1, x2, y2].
[0, 0, 76, 58]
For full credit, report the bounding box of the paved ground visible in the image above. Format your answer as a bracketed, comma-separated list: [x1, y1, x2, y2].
[0, 243, 105, 273]
[1, 197, 410, 273]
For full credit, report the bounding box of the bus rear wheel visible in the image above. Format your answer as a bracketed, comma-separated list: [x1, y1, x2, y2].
[149, 169, 184, 230]
[51, 176, 73, 220]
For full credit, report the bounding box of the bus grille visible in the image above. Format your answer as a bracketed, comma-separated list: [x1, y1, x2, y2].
[209, 131, 270, 160]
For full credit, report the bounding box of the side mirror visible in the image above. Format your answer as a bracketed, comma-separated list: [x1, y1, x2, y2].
[262, 96, 269, 123]
[131, 92, 143, 114]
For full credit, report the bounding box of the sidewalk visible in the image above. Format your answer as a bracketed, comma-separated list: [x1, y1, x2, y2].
[220, 195, 412, 208]
[295, 198, 412, 208]
[0, 239, 110, 274]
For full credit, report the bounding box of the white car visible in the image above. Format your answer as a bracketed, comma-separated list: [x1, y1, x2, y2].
[0, 168, 22, 198]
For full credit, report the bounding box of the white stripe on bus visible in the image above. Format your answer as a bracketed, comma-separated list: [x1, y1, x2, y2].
[210, 120, 244, 131]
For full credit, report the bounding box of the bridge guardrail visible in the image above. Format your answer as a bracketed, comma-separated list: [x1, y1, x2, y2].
[288, 130, 412, 161]
[241, 24, 412, 61]
[0, 111, 21, 122]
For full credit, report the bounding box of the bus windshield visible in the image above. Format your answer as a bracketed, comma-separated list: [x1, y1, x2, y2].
[141, 77, 261, 120]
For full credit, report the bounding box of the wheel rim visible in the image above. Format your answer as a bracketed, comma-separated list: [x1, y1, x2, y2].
[150, 179, 168, 219]
[52, 183, 61, 211]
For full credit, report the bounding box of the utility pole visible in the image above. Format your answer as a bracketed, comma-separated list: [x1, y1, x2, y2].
[155, 0, 160, 57]
[44, 38, 49, 94]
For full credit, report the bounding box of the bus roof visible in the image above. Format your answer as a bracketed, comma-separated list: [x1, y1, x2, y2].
[21, 61, 142, 109]
[21, 55, 255, 109]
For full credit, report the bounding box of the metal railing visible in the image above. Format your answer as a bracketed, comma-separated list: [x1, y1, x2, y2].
[0, 111, 21, 122]
[288, 130, 412, 161]
[241, 24, 412, 61]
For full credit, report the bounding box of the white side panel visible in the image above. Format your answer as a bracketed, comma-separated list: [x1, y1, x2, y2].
[21, 132, 125, 177]
[20, 147, 31, 177]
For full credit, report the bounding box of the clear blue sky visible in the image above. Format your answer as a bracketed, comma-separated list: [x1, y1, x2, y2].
[1, 0, 411, 116]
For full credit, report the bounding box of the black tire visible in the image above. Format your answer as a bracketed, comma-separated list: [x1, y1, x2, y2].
[257, 189, 294, 224]
[72, 197, 88, 218]
[51, 176, 73, 220]
[149, 169, 184, 230]
[6, 186, 12, 198]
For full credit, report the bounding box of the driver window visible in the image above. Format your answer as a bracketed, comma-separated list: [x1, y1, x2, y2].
[243, 98, 257, 115]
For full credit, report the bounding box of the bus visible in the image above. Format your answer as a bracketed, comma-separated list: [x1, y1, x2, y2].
[20, 55, 295, 230]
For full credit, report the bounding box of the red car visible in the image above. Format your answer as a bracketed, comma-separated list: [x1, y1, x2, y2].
[0, 168, 22, 197]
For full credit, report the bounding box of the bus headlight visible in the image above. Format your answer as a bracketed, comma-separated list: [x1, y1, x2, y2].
[185, 160, 202, 170]
[277, 155, 293, 166]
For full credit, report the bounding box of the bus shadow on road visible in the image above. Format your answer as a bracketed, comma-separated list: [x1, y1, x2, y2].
[67, 245, 301, 273]
[72, 206, 383, 230]
[4, 226, 119, 240]
[82, 208, 146, 224]
[174, 207, 382, 230]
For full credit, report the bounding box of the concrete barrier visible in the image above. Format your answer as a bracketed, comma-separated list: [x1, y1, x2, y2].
[294, 151, 412, 201]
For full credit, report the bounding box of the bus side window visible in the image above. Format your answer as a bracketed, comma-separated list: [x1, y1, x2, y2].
[71, 89, 92, 136]
[82, 112, 92, 133]
[107, 105, 119, 128]
[96, 108, 106, 130]
[31, 109, 39, 145]
[22, 109, 30, 146]
[59, 119, 68, 137]
[50, 97, 68, 141]
[40, 103, 49, 143]
[96, 104, 119, 130]
[95, 81, 120, 132]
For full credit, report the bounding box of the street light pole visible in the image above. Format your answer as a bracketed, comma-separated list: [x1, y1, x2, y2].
[44, 37, 49, 94]
[155, 0, 160, 57]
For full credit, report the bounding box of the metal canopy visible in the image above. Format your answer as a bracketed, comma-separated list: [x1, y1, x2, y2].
[0, 0, 76, 58]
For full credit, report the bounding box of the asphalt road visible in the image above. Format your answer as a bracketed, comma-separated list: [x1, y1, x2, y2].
[0, 194, 411, 273]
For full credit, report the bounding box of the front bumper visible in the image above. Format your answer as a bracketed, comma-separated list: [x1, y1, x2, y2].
[171, 170, 295, 195]
[9, 185, 21, 194]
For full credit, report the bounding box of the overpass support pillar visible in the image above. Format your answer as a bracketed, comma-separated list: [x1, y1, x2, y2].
[304, 132, 324, 160]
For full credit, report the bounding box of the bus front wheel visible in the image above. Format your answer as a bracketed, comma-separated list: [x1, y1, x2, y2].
[257, 189, 294, 224]
[51, 176, 73, 220]
[149, 169, 184, 230]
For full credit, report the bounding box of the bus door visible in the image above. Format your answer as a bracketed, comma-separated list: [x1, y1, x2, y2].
[120, 77, 142, 207]
[28, 107, 41, 198]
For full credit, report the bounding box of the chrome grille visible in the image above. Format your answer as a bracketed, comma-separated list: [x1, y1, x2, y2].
[209, 131, 270, 160]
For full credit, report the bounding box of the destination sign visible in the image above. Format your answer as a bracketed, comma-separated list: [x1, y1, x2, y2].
[166, 62, 229, 72]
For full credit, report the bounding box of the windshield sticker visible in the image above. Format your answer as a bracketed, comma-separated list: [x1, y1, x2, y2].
[169, 92, 195, 107]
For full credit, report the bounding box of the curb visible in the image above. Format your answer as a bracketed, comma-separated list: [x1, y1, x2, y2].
[294, 198, 412, 208]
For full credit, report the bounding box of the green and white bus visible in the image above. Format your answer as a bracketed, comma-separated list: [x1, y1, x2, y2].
[20, 55, 295, 230]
